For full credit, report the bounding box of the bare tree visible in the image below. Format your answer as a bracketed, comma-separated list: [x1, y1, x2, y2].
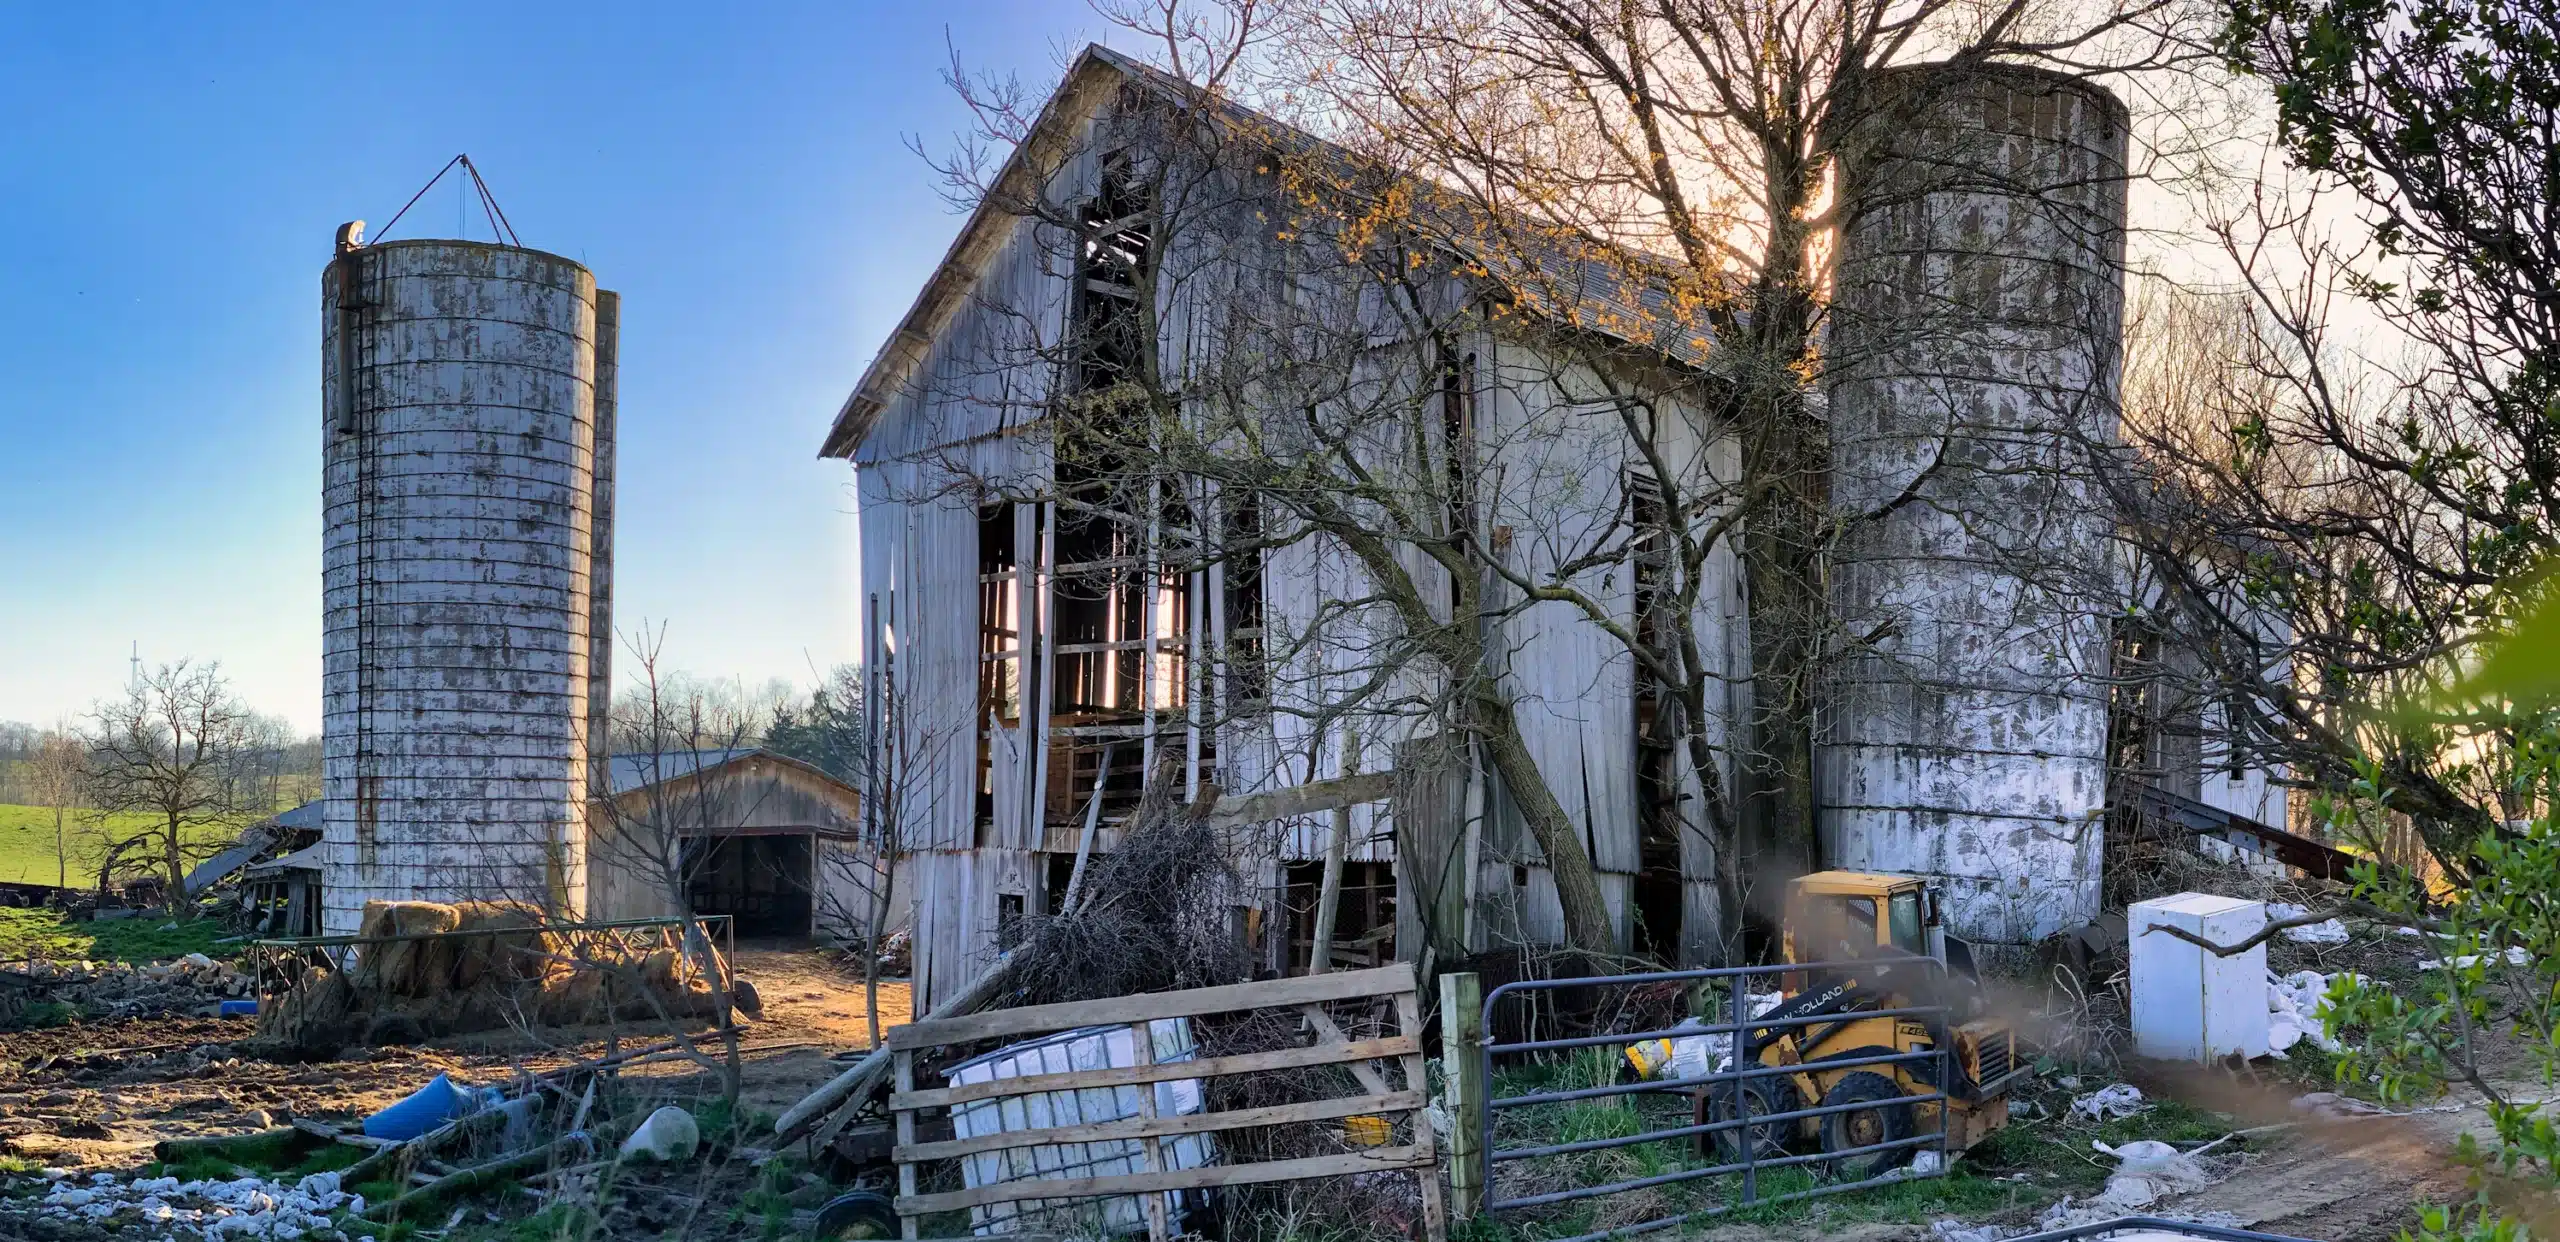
[809, 653, 941, 1051]
[28, 728, 85, 892]
[85, 661, 259, 916]
[905, 39, 1637, 955]
[1241, 0, 2205, 951]
[891, 0, 2193, 963]
[583, 627, 786, 1104]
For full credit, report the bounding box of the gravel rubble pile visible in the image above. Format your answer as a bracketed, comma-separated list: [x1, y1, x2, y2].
[10, 1167, 375, 1242]
[10, 954, 255, 1021]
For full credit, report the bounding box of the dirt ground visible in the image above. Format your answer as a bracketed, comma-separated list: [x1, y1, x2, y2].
[1, 929, 2542, 1242]
[0, 947, 911, 1170]
[2168, 1090, 2520, 1241]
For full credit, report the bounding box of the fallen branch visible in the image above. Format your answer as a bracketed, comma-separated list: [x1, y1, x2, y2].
[289, 1118, 395, 1150]
[355, 1132, 588, 1230]
[335, 1105, 512, 1189]
[523, 1158, 611, 1185]
[2139, 900, 2443, 957]
[151, 1126, 303, 1163]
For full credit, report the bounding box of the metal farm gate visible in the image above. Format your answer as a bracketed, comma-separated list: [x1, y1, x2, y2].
[1442, 959, 1956, 1242]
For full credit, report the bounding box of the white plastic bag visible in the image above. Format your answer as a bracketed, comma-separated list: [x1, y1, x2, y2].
[2069, 1083, 2148, 1121]
[1622, 993, 1783, 1080]
[2266, 902, 2349, 944]
[2091, 1138, 2210, 1208]
[620, 1105, 700, 1162]
[2267, 970, 2347, 1054]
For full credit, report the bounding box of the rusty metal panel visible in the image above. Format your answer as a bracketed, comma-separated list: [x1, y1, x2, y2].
[1822, 68, 2130, 946]
[320, 239, 602, 935]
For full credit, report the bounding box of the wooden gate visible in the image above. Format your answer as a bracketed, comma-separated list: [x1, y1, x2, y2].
[887, 963, 1444, 1242]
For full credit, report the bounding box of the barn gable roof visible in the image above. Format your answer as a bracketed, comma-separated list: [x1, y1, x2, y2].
[818, 43, 1719, 462]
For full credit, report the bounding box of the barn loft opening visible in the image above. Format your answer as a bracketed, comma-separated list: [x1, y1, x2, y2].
[1627, 475, 1685, 959]
[1071, 152, 1151, 395]
[1035, 150, 1196, 828]
[1282, 860, 1396, 972]
[978, 500, 1022, 827]
[1440, 348, 1476, 616]
[1220, 493, 1268, 710]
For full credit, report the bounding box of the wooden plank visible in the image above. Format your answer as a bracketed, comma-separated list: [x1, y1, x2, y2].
[895, 1050, 920, 1242]
[891, 1036, 1420, 1111]
[1397, 986, 1447, 1242]
[895, 1091, 1426, 1163]
[895, 1146, 1433, 1215]
[1129, 1023, 1170, 1242]
[1300, 1004, 1392, 1095]
[889, 964, 1416, 1050]
[1204, 771, 1395, 828]
[1311, 732, 1359, 975]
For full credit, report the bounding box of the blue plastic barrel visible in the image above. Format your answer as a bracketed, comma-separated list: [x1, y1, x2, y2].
[218, 999, 257, 1017]
[362, 1073, 474, 1140]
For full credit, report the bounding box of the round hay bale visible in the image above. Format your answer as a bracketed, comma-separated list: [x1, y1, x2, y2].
[534, 967, 609, 1026]
[356, 901, 460, 996]
[363, 1014, 427, 1047]
[259, 969, 358, 1054]
[449, 900, 555, 987]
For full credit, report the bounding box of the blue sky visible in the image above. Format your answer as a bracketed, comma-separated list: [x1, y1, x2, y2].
[0, 3, 1112, 734]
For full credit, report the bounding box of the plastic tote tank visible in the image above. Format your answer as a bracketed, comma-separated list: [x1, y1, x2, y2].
[946, 1019, 1215, 1235]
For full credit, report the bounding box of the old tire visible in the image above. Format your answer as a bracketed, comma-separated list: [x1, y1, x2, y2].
[1818, 1071, 1916, 1180]
[1698, 1074, 1798, 1164]
[813, 1191, 899, 1241]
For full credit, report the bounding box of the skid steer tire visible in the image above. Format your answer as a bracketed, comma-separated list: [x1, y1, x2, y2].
[1697, 1074, 1799, 1164]
[1818, 1071, 1916, 1181]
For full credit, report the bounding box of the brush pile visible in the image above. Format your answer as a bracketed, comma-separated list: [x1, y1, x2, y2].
[1002, 761, 1252, 1009]
[777, 759, 1255, 1144]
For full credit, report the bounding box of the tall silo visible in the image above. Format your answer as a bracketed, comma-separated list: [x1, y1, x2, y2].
[1819, 65, 2129, 949]
[321, 233, 618, 935]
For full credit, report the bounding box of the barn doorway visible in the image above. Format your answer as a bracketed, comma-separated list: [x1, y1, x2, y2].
[684, 833, 814, 939]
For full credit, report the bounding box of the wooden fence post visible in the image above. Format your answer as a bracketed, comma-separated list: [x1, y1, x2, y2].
[1438, 971, 1485, 1222]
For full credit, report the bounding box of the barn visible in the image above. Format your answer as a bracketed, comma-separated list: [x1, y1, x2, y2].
[585, 748, 889, 942]
[820, 45, 2289, 1008]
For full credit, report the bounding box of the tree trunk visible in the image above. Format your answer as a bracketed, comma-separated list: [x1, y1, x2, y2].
[1674, 683, 1741, 965]
[164, 816, 189, 918]
[1732, 195, 1830, 949]
[1740, 505, 1821, 940]
[1474, 691, 1617, 956]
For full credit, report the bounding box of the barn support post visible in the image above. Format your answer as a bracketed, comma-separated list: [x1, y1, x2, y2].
[1309, 731, 1358, 975]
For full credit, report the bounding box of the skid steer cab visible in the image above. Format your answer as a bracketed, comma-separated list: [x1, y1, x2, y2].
[1695, 871, 2032, 1177]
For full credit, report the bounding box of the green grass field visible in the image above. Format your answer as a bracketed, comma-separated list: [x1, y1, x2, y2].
[0, 804, 264, 889]
[0, 907, 239, 963]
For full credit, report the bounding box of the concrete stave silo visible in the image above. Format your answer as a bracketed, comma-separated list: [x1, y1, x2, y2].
[321, 236, 617, 935]
[1820, 65, 2130, 950]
